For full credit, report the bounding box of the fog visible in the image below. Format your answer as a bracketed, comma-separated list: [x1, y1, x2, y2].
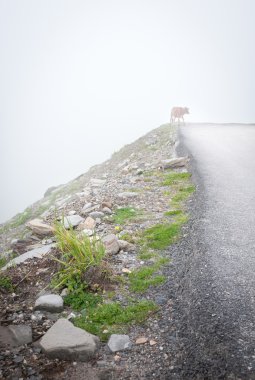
[0, 0, 255, 223]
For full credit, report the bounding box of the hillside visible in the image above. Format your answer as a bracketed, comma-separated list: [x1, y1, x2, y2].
[0, 123, 194, 379]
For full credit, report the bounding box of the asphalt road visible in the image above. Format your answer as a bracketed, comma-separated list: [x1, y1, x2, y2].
[173, 124, 255, 379]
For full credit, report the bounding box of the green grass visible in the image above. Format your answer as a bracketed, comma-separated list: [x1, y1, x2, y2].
[171, 185, 195, 205]
[162, 172, 191, 186]
[137, 251, 156, 260]
[112, 207, 138, 225]
[0, 275, 13, 291]
[128, 257, 169, 293]
[164, 210, 182, 216]
[74, 299, 157, 341]
[64, 289, 102, 311]
[142, 216, 188, 249]
[0, 257, 7, 269]
[120, 233, 136, 243]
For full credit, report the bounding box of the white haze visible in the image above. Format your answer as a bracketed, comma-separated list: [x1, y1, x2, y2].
[0, 0, 255, 223]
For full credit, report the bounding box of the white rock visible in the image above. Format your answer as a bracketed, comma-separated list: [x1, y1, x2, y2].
[39, 318, 99, 361]
[34, 294, 64, 313]
[107, 334, 131, 352]
[63, 215, 84, 229]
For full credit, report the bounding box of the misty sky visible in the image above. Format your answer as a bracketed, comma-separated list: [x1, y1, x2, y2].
[0, 0, 255, 223]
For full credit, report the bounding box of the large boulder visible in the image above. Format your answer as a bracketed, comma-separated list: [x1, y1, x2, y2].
[39, 319, 100, 361]
[26, 219, 54, 237]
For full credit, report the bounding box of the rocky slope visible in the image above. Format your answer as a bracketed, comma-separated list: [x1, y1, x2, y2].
[0, 124, 194, 380]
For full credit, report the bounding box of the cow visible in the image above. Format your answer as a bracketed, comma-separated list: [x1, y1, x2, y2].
[170, 107, 189, 124]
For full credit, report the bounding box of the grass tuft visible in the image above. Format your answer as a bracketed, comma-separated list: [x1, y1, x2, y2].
[162, 172, 191, 186]
[0, 275, 13, 291]
[74, 300, 157, 341]
[112, 207, 138, 225]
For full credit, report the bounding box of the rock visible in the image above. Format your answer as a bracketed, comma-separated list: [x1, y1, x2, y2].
[10, 236, 40, 254]
[60, 288, 69, 297]
[1, 244, 53, 271]
[117, 240, 136, 252]
[68, 210, 76, 216]
[159, 156, 189, 169]
[102, 207, 112, 214]
[117, 192, 138, 199]
[89, 211, 105, 219]
[26, 219, 54, 237]
[39, 318, 99, 361]
[101, 201, 112, 209]
[34, 294, 64, 313]
[83, 217, 96, 230]
[82, 202, 92, 211]
[0, 325, 32, 348]
[135, 337, 148, 344]
[81, 204, 98, 215]
[63, 215, 84, 229]
[149, 340, 157, 346]
[122, 268, 132, 274]
[81, 229, 93, 237]
[107, 334, 131, 352]
[102, 234, 120, 255]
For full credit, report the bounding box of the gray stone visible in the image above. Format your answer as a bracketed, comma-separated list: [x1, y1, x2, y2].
[0, 325, 32, 348]
[118, 240, 136, 252]
[102, 234, 120, 255]
[89, 211, 105, 219]
[1, 244, 54, 271]
[68, 210, 76, 216]
[26, 219, 54, 237]
[34, 294, 64, 313]
[39, 318, 99, 361]
[63, 215, 84, 229]
[102, 207, 112, 214]
[107, 334, 131, 352]
[160, 156, 189, 169]
[117, 192, 138, 199]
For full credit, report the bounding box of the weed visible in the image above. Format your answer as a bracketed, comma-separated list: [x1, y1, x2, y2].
[74, 299, 157, 341]
[51, 221, 105, 290]
[0, 275, 13, 291]
[120, 233, 136, 243]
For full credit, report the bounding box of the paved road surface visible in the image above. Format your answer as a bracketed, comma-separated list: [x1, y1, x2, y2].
[174, 124, 255, 379]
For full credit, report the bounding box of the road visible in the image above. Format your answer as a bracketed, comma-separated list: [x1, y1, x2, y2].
[173, 124, 255, 379]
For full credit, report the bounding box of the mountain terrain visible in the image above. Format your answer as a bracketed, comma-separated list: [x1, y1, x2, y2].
[0, 124, 194, 379]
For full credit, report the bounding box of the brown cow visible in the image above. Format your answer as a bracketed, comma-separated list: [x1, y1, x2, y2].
[171, 107, 189, 124]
